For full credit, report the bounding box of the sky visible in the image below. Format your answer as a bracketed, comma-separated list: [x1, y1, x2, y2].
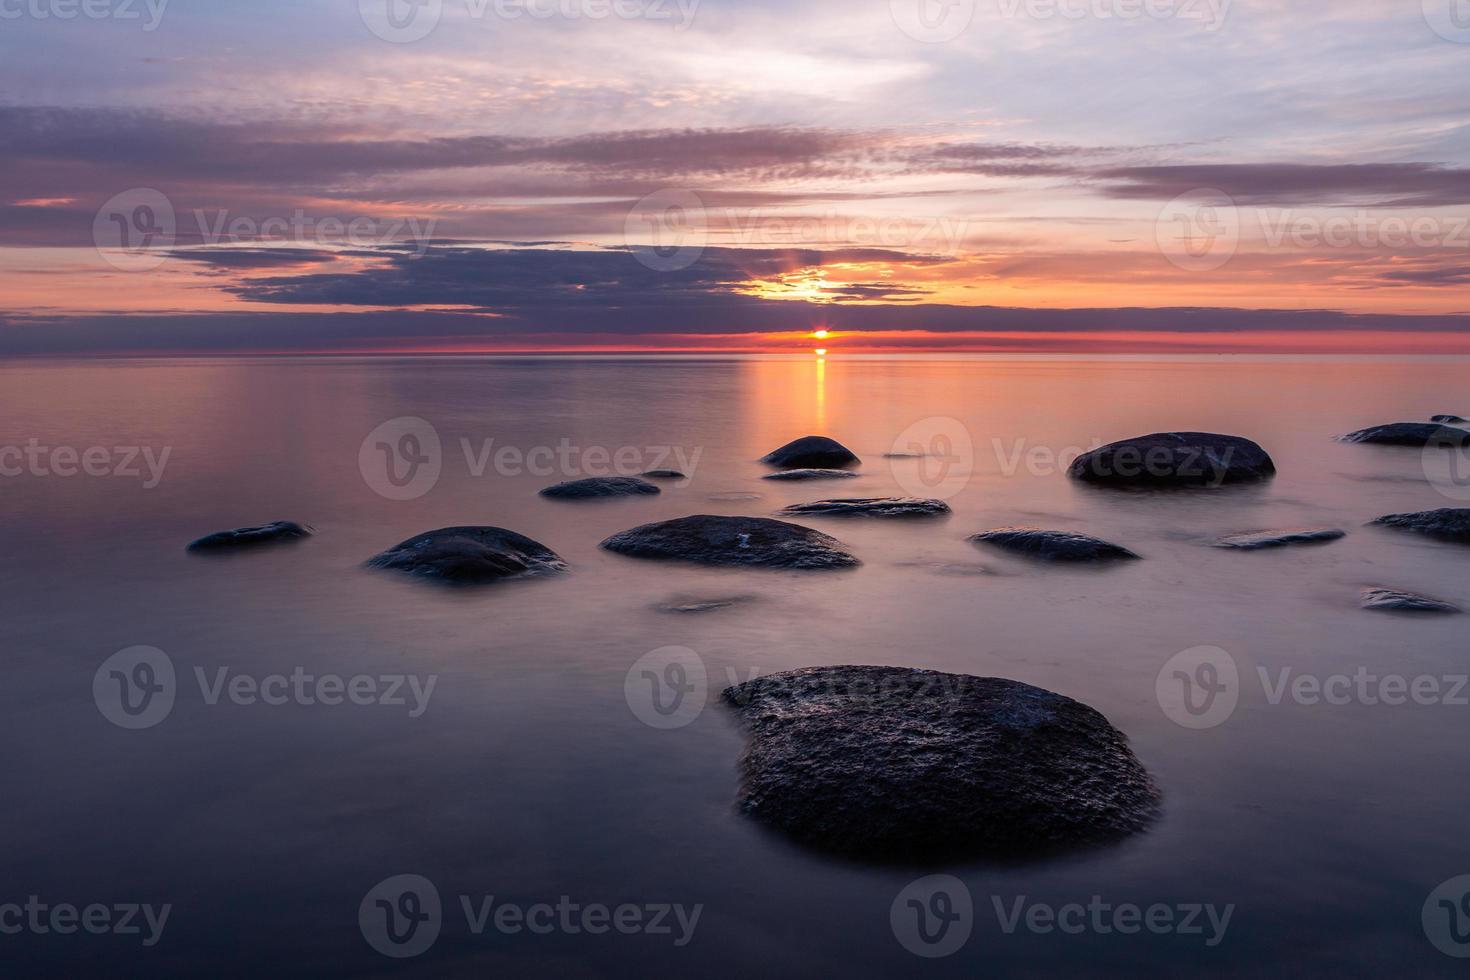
[2, 0, 1470, 354]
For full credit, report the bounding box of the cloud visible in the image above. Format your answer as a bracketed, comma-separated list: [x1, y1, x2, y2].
[1096, 163, 1470, 207]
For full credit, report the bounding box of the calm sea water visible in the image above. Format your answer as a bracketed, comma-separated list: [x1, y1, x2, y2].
[3, 354, 1469, 977]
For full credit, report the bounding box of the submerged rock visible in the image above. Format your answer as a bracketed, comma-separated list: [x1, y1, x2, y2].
[655, 594, 756, 614]
[600, 514, 859, 569]
[539, 476, 660, 499]
[1361, 588, 1461, 614]
[640, 469, 687, 480]
[970, 527, 1139, 562]
[761, 468, 859, 481]
[187, 521, 313, 552]
[1069, 432, 1275, 487]
[1214, 527, 1346, 550]
[1369, 508, 1470, 543]
[760, 435, 859, 469]
[779, 497, 951, 518]
[366, 526, 566, 583]
[1338, 422, 1470, 446]
[1431, 414, 1467, 424]
[721, 665, 1160, 861]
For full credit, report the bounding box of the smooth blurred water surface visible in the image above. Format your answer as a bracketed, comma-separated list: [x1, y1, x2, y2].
[2, 354, 1469, 977]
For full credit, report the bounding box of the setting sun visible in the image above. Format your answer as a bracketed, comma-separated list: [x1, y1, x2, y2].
[813, 330, 830, 339]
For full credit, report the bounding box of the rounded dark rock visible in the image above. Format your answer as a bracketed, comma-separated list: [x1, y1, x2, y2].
[721, 665, 1160, 861]
[366, 526, 566, 583]
[1213, 527, 1346, 550]
[600, 514, 859, 569]
[970, 527, 1139, 562]
[780, 497, 951, 518]
[1369, 508, 1470, 543]
[1361, 588, 1461, 614]
[539, 476, 661, 499]
[1338, 422, 1470, 447]
[187, 521, 313, 552]
[1067, 432, 1275, 487]
[640, 469, 687, 480]
[760, 435, 859, 469]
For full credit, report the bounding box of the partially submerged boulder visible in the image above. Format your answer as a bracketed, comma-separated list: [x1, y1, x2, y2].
[762, 468, 859, 482]
[187, 521, 313, 552]
[1361, 588, 1461, 614]
[600, 514, 859, 569]
[1338, 422, 1470, 447]
[366, 526, 566, 583]
[1068, 432, 1275, 487]
[760, 435, 859, 469]
[1214, 527, 1346, 550]
[641, 469, 686, 480]
[970, 527, 1139, 562]
[779, 497, 951, 518]
[1431, 414, 1467, 424]
[721, 666, 1160, 861]
[1368, 508, 1470, 544]
[539, 476, 660, 499]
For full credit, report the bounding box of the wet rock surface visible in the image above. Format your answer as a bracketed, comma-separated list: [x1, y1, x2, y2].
[721, 665, 1160, 861]
[366, 526, 566, 583]
[187, 521, 313, 552]
[600, 515, 859, 569]
[1068, 432, 1275, 487]
[1339, 422, 1470, 446]
[779, 497, 951, 518]
[1361, 588, 1461, 614]
[1213, 527, 1346, 550]
[970, 527, 1139, 562]
[762, 468, 860, 481]
[1431, 414, 1467, 424]
[1369, 508, 1470, 543]
[760, 435, 860, 469]
[539, 476, 661, 499]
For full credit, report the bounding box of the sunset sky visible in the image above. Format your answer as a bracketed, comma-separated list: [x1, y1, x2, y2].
[3, 0, 1470, 354]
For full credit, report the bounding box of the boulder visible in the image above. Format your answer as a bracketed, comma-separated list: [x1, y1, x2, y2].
[721, 665, 1160, 860]
[970, 527, 1139, 562]
[539, 476, 660, 499]
[1368, 508, 1470, 543]
[1361, 588, 1461, 614]
[187, 521, 313, 552]
[760, 435, 859, 469]
[640, 469, 686, 480]
[779, 497, 951, 518]
[1431, 415, 1467, 424]
[366, 526, 566, 583]
[1068, 432, 1275, 487]
[1213, 527, 1346, 550]
[1338, 422, 1470, 447]
[600, 515, 859, 569]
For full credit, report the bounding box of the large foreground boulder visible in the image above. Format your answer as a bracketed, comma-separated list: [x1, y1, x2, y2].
[1369, 508, 1470, 543]
[760, 435, 859, 469]
[970, 527, 1139, 562]
[540, 476, 660, 499]
[366, 526, 566, 583]
[1339, 422, 1470, 446]
[1214, 527, 1346, 550]
[1068, 432, 1275, 487]
[780, 497, 951, 518]
[600, 515, 859, 569]
[722, 666, 1160, 861]
[187, 521, 313, 552]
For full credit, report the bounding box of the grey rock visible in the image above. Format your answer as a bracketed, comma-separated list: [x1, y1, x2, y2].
[600, 514, 859, 569]
[970, 527, 1139, 562]
[1369, 508, 1470, 543]
[540, 476, 660, 499]
[1361, 588, 1461, 614]
[1339, 422, 1470, 446]
[1431, 415, 1467, 424]
[1068, 432, 1275, 487]
[780, 497, 951, 518]
[762, 468, 860, 481]
[760, 435, 859, 469]
[187, 521, 313, 552]
[1213, 527, 1346, 550]
[655, 595, 756, 614]
[366, 526, 566, 583]
[641, 469, 686, 480]
[721, 665, 1160, 861]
